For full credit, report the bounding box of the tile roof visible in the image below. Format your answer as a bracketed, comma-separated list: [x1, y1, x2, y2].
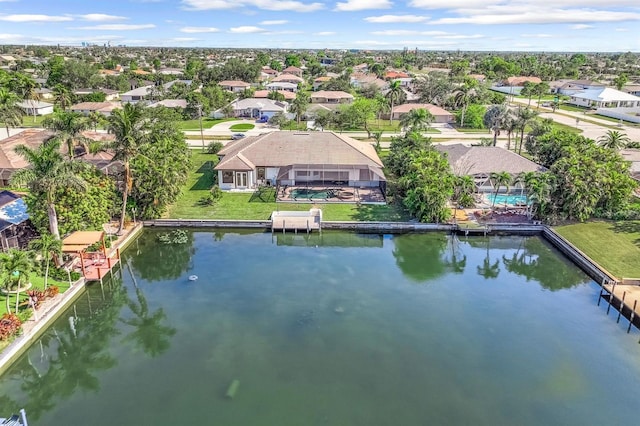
[253, 90, 296, 100]
[392, 103, 453, 116]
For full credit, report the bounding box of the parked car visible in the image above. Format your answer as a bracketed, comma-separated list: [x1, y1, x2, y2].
[231, 133, 246, 140]
[256, 115, 269, 123]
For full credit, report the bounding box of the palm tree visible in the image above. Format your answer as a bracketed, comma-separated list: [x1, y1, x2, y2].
[107, 102, 147, 234]
[290, 92, 309, 128]
[490, 171, 512, 209]
[515, 107, 538, 154]
[13, 74, 39, 123]
[11, 138, 88, 239]
[43, 111, 93, 159]
[52, 85, 72, 111]
[453, 83, 475, 128]
[503, 113, 518, 151]
[400, 108, 434, 134]
[385, 80, 404, 125]
[0, 249, 35, 314]
[483, 104, 509, 147]
[0, 87, 24, 138]
[597, 130, 630, 150]
[88, 111, 106, 132]
[29, 233, 62, 290]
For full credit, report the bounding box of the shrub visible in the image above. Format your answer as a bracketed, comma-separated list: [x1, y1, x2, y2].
[207, 141, 224, 154]
[0, 314, 22, 341]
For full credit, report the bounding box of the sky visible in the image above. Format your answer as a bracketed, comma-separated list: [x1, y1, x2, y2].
[0, 0, 639, 52]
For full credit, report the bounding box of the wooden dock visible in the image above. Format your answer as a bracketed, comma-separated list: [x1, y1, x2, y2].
[602, 282, 640, 331]
[271, 209, 322, 232]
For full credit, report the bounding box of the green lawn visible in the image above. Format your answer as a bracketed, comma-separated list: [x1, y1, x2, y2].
[166, 151, 410, 221]
[229, 123, 255, 131]
[0, 114, 52, 128]
[555, 220, 640, 279]
[454, 128, 491, 134]
[0, 274, 71, 317]
[177, 118, 234, 130]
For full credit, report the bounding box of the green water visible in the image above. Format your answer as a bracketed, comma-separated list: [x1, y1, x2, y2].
[1, 230, 640, 426]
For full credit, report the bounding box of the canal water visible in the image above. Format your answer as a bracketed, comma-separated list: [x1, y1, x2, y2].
[1, 230, 639, 426]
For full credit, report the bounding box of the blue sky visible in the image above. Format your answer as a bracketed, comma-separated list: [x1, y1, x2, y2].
[0, 0, 638, 51]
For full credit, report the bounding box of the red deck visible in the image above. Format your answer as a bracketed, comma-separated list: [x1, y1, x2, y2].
[80, 253, 120, 281]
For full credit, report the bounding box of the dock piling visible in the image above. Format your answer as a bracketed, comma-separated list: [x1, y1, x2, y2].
[617, 291, 627, 323]
[628, 300, 637, 334]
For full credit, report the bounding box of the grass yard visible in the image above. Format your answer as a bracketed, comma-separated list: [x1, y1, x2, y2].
[177, 118, 233, 130]
[555, 220, 640, 279]
[1, 114, 52, 128]
[229, 123, 255, 131]
[0, 274, 71, 317]
[165, 151, 410, 221]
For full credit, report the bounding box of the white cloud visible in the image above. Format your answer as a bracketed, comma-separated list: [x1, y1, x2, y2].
[78, 14, 128, 22]
[180, 26, 220, 33]
[72, 24, 156, 30]
[615, 27, 629, 32]
[0, 14, 73, 22]
[334, 0, 392, 11]
[371, 30, 448, 36]
[521, 33, 554, 38]
[229, 26, 266, 33]
[570, 24, 594, 29]
[364, 15, 428, 23]
[260, 20, 288, 25]
[429, 9, 640, 25]
[409, 0, 489, 8]
[314, 31, 336, 35]
[182, 0, 324, 12]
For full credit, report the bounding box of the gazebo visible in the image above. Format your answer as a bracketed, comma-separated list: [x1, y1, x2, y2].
[62, 231, 118, 281]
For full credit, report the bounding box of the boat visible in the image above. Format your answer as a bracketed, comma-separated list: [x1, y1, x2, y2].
[0, 409, 28, 425]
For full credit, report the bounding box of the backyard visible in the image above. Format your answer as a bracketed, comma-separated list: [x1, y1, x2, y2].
[555, 220, 640, 279]
[165, 151, 410, 221]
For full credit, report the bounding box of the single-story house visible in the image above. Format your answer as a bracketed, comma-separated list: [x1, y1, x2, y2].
[17, 100, 54, 116]
[271, 74, 304, 85]
[253, 90, 296, 100]
[350, 72, 388, 90]
[0, 129, 118, 185]
[620, 149, 640, 182]
[491, 76, 543, 95]
[214, 131, 385, 194]
[266, 82, 298, 93]
[569, 87, 640, 109]
[622, 85, 640, 97]
[261, 67, 278, 77]
[218, 80, 252, 93]
[282, 66, 303, 78]
[35, 88, 54, 100]
[148, 99, 187, 109]
[158, 67, 184, 75]
[390, 103, 454, 123]
[120, 85, 153, 103]
[310, 90, 354, 104]
[70, 101, 122, 116]
[550, 79, 605, 96]
[72, 88, 119, 100]
[0, 190, 33, 252]
[435, 144, 546, 192]
[224, 98, 288, 119]
[385, 71, 410, 80]
[313, 76, 332, 91]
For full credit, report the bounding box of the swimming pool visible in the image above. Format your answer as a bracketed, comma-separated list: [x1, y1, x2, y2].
[290, 188, 335, 199]
[488, 193, 530, 206]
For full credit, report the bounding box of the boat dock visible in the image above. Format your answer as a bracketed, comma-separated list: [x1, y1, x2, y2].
[600, 280, 640, 332]
[271, 209, 322, 233]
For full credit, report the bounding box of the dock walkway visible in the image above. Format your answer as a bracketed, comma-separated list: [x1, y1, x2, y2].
[271, 209, 322, 232]
[602, 282, 640, 330]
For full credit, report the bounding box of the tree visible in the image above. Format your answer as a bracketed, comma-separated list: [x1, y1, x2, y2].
[520, 81, 536, 106]
[12, 138, 88, 239]
[0, 87, 23, 138]
[490, 171, 512, 209]
[52, 85, 72, 111]
[414, 72, 452, 105]
[42, 111, 92, 159]
[290, 92, 310, 127]
[597, 130, 630, 150]
[385, 80, 404, 125]
[0, 249, 35, 314]
[400, 108, 434, 133]
[613, 73, 628, 91]
[452, 81, 476, 127]
[457, 104, 485, 129]
[515, 107, 538, 154]
[87, 111, 106, 131]
[533, 82, 550, 109]
[106, 103, 147, 234]
[29, 233, 62, 290]
[483, 104, 509, 146]
[267, 91, 286, 101]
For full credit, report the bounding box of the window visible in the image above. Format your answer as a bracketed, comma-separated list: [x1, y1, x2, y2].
[222, 171, 234, 183]
[257, 167, 266, 180]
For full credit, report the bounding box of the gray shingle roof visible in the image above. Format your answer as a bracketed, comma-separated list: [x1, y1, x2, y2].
[435, 144, 545, 175]
[215, 131, 383, 171]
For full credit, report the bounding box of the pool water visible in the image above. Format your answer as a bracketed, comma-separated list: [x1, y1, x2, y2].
[1, 230, 640, 426]
[488, 193, 530, 206]
[290, 188, 334, 199]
